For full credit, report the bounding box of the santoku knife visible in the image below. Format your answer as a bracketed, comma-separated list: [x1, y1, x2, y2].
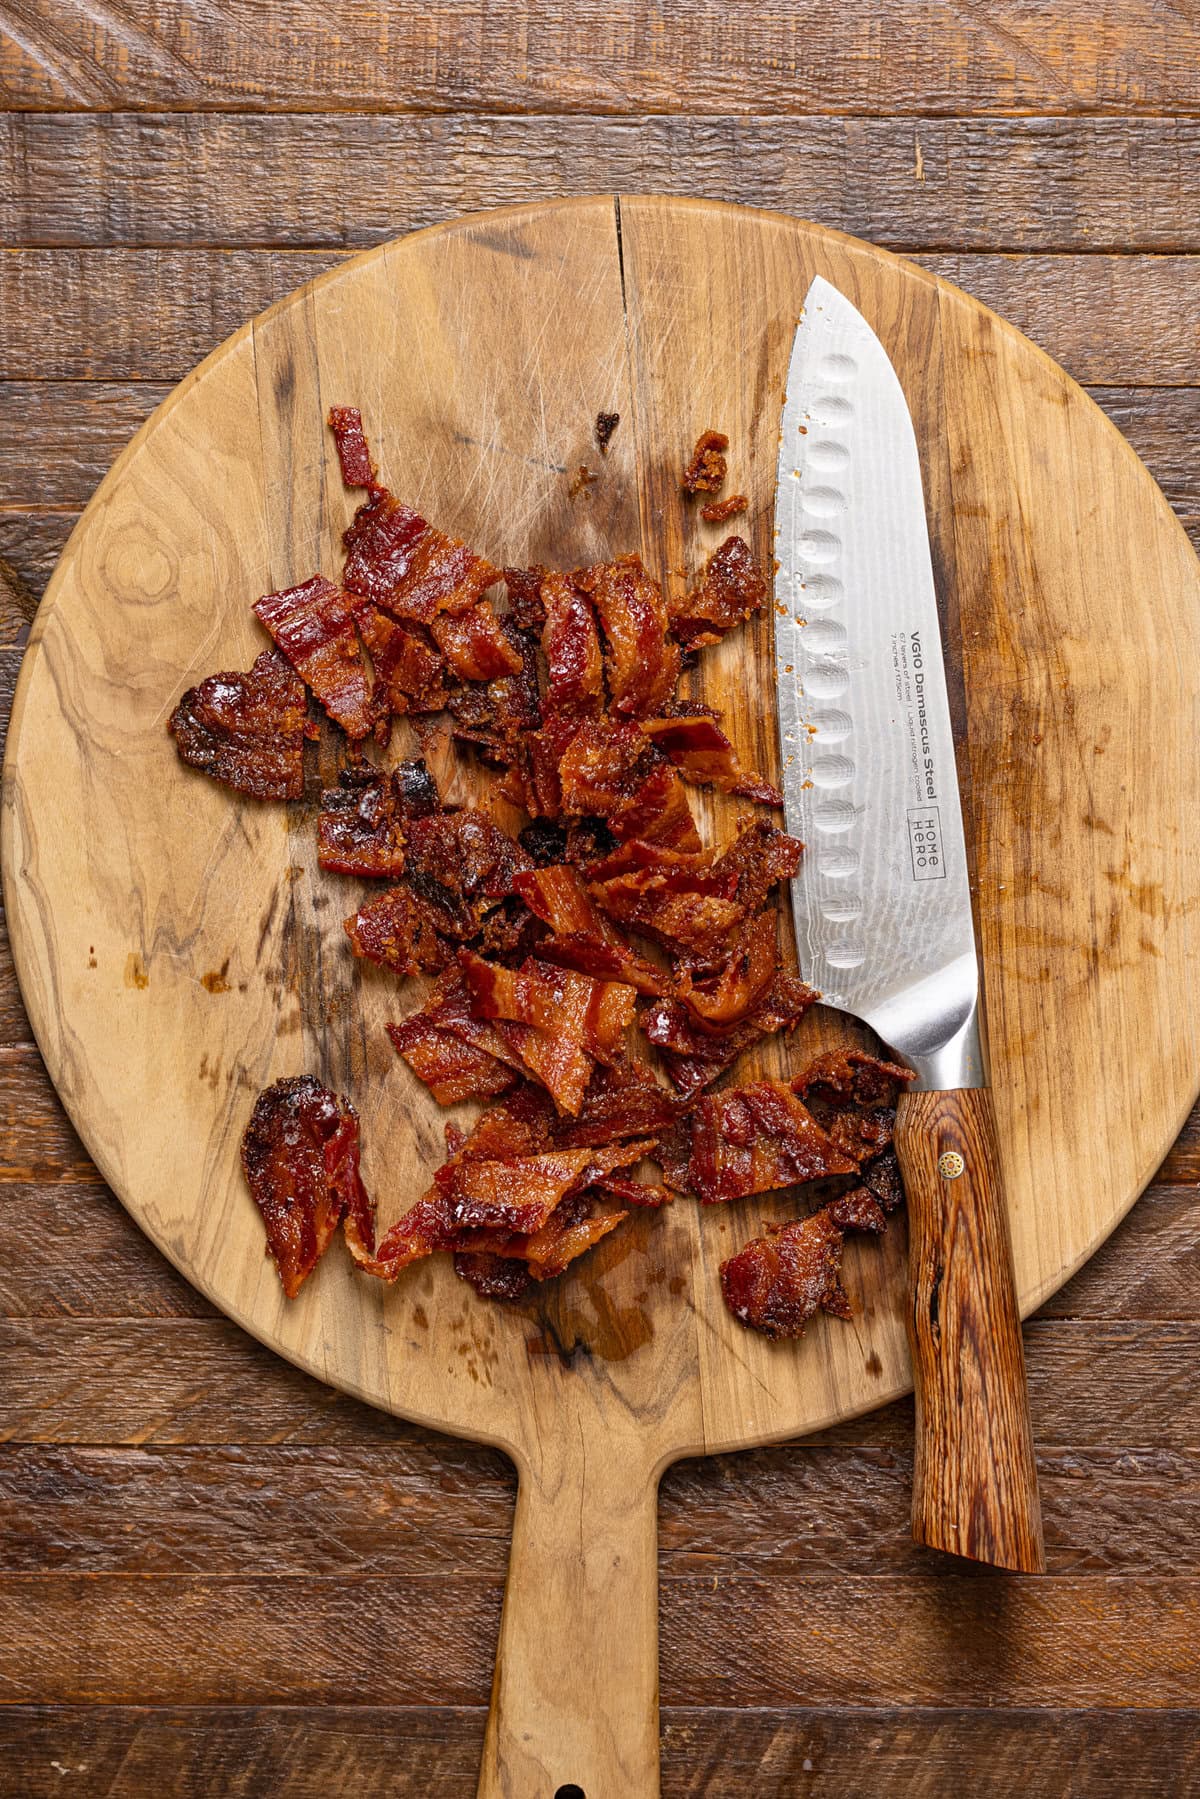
[773, 275, 1044, 1573]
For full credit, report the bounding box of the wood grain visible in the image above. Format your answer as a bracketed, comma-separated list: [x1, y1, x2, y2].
[898, 1087, 1043, 1570]
[2, 1706, 1198, 1799]
[4, 3, 1200, 115]
[4, 249, 1199, 383]
[7, 115, 1200, 253]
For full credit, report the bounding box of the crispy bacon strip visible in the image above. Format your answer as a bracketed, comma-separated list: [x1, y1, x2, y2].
[688, 1080, 858, 1204]
[254, 574, 377, 739]
[720, 1186, 889, 1339]
[432, 600, 523, 681]
[344, 887, 449, 976]
[641, 714, 782, 807]
[343, 492, 499, 623]
[541, 571, 604, 711]
[645, 970, 818, 1097]
[387, 970, 523, 1105]
[682, 428, 729, 494]
[353, 604, 448, 715]
[317, 765, 408, 878]
[669, 535, 767, 653]
[169, 649, 308, 800]
[241, 1076, 375, 1298]
[577, 554, 682, 718]
[328, 406, 381, 491]
[675, 912, 780, 1031]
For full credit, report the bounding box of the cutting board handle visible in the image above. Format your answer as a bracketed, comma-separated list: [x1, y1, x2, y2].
[897, 1084, 1045, 1572]
[477, 1439, 662, 1799]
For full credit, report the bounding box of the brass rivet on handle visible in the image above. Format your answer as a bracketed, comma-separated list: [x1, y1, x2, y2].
[938, 1150, 965, 1180]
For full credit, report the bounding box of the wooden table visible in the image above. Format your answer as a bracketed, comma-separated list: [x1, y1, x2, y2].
[2, 8, 1198, 1794]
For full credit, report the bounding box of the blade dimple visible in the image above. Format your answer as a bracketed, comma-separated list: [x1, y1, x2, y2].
[774, 277, 978, 1061]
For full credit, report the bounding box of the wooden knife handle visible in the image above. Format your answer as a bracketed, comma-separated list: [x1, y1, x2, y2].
[895, 1084, 1045, 1573]
[477, 1444, 661, 1799]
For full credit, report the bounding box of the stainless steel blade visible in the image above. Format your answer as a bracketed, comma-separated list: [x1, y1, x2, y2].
[774, 275, 983, 1090]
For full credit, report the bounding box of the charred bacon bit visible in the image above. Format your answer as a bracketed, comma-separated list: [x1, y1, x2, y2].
[474, 897, 546, 965]
[688, 1080, 858, 1205]
[541, 571, 604, 711]
[328, 406, 380, 491]
[720, 1209, 850, 1340]
[241, 1076, 375, 1298]
[682, 428, 729, 495]
[641, 714, 782, 807]
[432, 599, 524, 681]
[504, 566, 548, 633]
[393, 756, 442, 819]
[577, 555, 682, 719]
[828, 1185, 889, 1234]
[454, 1252, 534, 1301]
[254, 574, 377, 740]
[700, 493, 749, 524]
[647, 970, 819, 1098]
[353, 604, 448, 715]
[669, 536, 767, 653]
[595, 411, 621, 456]
[793, 1047, 913, 1110]
[404, 808, 532, 937]
[169, 649, 308, 801]
[317, 766, 408, 878]
[387, 970, 523, 1105]
[862, 1147, 905, 1214]
[344, 886, 449, 976]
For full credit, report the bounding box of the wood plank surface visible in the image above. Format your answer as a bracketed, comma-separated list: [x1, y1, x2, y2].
[4, 4, 1200, 116]
[2, 6, 1199, 1795]
[6, 114, 1200, 253]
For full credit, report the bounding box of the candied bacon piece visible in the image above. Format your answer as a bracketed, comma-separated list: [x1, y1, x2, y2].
[557, 718, 656, 817]
[512, 864, 666, 992]
[655, 1118, 694, 1195]
[392, 757, 442, 819]
[432, 599, 523, 681]
[669, 535, 767, 653]
[458, 952, 637, 1115]
[328, 405, 381, 491]
[682, 428, 729, 495]
[474, 896, 546, 964]
[353, 604, 448, 715]
[317, 765, 408, 878]
[541, 571, 604, 711]
[577, 554, 682, 719]
[344, 886, 449, 976]
[587, 846, 743, 962]
[688, 1080, 857, 1205]
[675, 912, 780, 1031]
[444, 1139, 654, 1236]
[169, 649, 308, 801]
[607, 763, 701, 852]
[387, 970, 523, 1105]
[343, 491, 499, 624]
[342, 490, 429, 609]
[348, 1185, 456, 1281]
[793, 1048, 913, 1110]
[591, 1172, 671, 1209]
[552, 1059, 688, 1150]
[254, 574, 377, 739]
[241, 1076, 375, 1298]
[641, 714, 782, 807]
[720, 1208, 849, 1340]
[712, 820, 804, 915]
[645, 970, 819, 1098]
[828, 1106, 897, 1167]
[862, 1147, 904, 1214]
[700, 493, 748, 523]
[504, 565, 548, 633]
[454, 1252, 534, 1301]
[828, 1184, 889, 1234]
[519, 820, 569, 867]
[404, 808, 532, 936]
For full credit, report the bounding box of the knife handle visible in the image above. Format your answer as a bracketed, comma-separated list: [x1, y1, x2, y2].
[895, 1084, 1045, 1573]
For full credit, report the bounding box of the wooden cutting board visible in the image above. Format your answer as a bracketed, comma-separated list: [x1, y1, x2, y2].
[5, 197, 1199, 1798]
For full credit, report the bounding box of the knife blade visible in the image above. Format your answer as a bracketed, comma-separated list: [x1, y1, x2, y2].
[774, 275, 1044, 1573]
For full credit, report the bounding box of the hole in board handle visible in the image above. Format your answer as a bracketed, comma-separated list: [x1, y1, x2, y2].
[555, 1787, 587, 1799]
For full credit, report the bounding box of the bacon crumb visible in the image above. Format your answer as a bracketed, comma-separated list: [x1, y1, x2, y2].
[700, 493, 749, 523]
[682, 428, 729, 494]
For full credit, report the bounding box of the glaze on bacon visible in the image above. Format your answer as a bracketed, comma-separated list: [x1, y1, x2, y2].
[241, 1076, 375, 1297]
[254, 575, 377, 739]
[169, 649, 308, 800]
[186, 404, 913, 1321]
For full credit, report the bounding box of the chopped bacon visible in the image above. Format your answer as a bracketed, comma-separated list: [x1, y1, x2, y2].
[453, 1251, 535, 1301]
[169, 649, 308, 801]
[511, 865, 663, 992]
[432, 599, 524, 681]
[241, 1076, 375, 1298]
[442, 1145, 601, 1235]
[353, 604, 448, 715]
[700, 493, 748, 523]
[474, 897, 545, 964]
[595, 411, 621, 456]
[589, 862, 743, 963]
[254, 574, 377, 739]
[343, 492, 499, 624]
[792, 1048, 913, 1110]
[688, 1080, 858, 1205]
[577, 555, 682, 718]
[328, 406, 381, 491]
[721, 1186, 889, 1339]
[591, 1172, 672, 1209]
[541, 571, 604, 711]
[387, 970, 522, 1105]
[641, 714, 782, 807]
[646, 970, 819, 1097]
[607, 763, 701, 852]
[317, 765, 408, 878]
[504, 566, 548, 633]
[557, 718, 655, 817]
[682, 428, 729, 495]
[669, 536, 767, 653]
[712, 820, 804, 915]
[459, 951, 637, 1113]
[675, 912, 780, 1031]
[404, 808, 532, 936]
[347, 1185, 456, 1281]
[552, 1059, 688, 1149]
[344, 886, 449, 976]
[862, 1147, 905, 1214]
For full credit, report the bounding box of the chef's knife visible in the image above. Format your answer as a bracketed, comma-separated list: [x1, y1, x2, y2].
[774, 276, 1044, 1573]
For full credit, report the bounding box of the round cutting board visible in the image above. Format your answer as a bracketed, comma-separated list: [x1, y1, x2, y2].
[4, 197, 1199, 1794]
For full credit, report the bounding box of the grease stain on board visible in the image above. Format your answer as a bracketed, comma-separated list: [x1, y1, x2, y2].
[124, 952, 149, 989]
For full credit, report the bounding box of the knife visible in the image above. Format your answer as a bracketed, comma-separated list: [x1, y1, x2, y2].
[773, 275, 1045, 1573]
